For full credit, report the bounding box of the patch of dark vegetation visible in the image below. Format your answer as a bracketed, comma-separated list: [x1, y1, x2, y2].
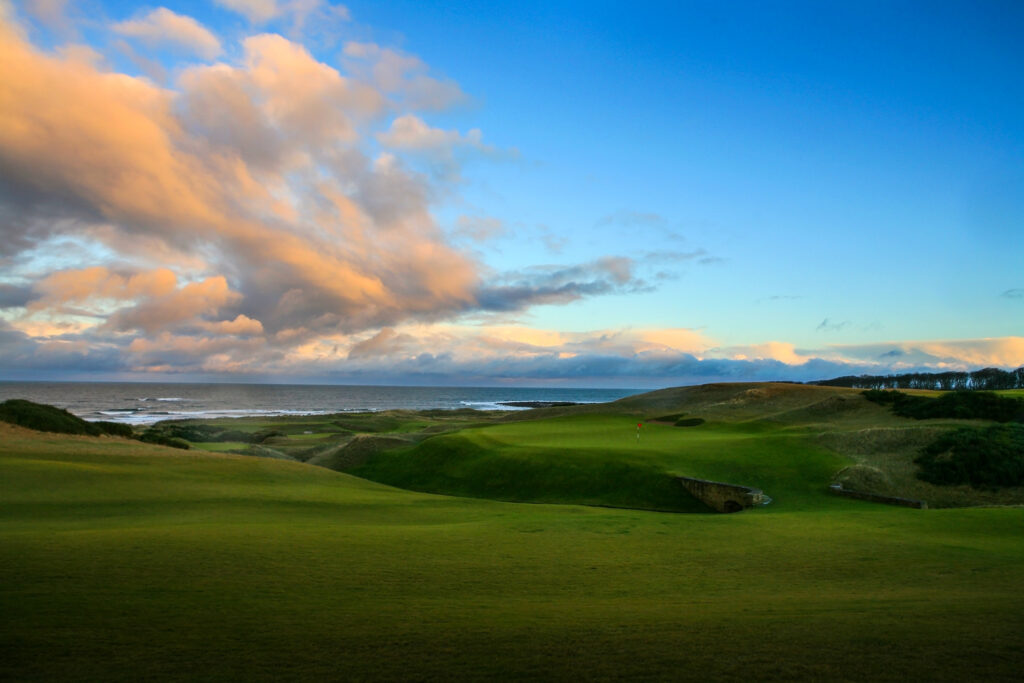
[137, 431, 191, 450]
[650, 413, 686, 422]
[417, 408, 491, 418]
[861, 389, 903, 405]
[915, 424, 1024, 488]
[138, 423, 284, 446]
[674, 417, 705, 427]
[863, 390, 1024, 423]
[818, 365, 1024, 390]
[173, 424, 251, 442]
[0, 399, 131, 437]
[331, 414, 408, 433]
[91, 420, 135, 438]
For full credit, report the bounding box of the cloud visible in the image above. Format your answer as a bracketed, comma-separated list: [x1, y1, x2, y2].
[0, 18, 468, 332]
[347, 327, 412, 359]
[816, 318, 850, 332]
[537, 225, 567, 254]
[2, 11, 679, 380]
[377, 114, 490, 153]
[596, 209, 669, 230]
[201, 314, 264, 336]
[375, 114, 515, 181]
[216, 0, 280, 23]
[454, 215, 507, 242]
[215, 0, 350, 37]
[103, 276, 243, 333]
[0, 283, 33, 309]
[16, 9, 1003, 387]
[1001, 288, 1024, 299]
[716, 342, 809, 365]
[476, 257, 648, 312]
[113, 8, 223, 60]
[826, 337, 1024, 370]
[757, 295, 802, 303]
[23, 0, 73, 33]
[29, 267, 178, 310]
[343, 41, 467, 111]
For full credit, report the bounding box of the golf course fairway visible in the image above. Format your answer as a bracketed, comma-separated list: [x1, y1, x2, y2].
[2, 410, 1023, 681]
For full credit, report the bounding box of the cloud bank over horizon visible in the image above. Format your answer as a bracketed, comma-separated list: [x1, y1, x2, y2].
[0, 1, 1021, 386]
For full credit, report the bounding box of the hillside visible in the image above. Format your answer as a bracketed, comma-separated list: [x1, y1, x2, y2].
[351, 383, 1024, 510]
[3, 420, 1024, 681]
[4, 382, 1019, 510]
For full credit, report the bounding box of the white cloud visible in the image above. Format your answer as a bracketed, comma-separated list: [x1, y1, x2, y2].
[343, 41, 467, 111]
[216, 0, 280, 23]
[113, 8, 222, 60]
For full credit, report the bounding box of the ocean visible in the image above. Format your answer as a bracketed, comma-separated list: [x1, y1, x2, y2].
[0, 382, 640, 425]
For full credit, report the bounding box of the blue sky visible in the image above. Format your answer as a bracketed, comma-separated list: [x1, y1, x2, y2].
[0, 0, 1021, 385]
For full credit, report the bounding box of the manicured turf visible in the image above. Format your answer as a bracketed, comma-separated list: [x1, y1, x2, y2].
[2, 422, 1024, 681]
[355, 414, 852, 512]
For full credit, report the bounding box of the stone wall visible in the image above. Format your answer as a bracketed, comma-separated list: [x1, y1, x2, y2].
[677, 476, 766, 513]
[828, 484, 927, 509]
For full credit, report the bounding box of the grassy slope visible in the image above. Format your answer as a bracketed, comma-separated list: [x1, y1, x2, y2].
[354, 383, 1024, 510]
[355, 415, 846, 512]
[2, 422, 1024, 681]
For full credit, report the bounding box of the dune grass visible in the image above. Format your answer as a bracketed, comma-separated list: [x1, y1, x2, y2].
[2, 422, 1023, 681]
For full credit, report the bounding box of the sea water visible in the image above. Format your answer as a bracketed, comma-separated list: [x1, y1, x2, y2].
[0, 382, 639, 425]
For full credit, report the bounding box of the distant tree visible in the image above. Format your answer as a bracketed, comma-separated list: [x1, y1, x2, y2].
[814, 366, 1024, 391]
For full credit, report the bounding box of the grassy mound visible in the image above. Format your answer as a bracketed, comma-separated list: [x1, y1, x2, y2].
[832, 464, 895, 495]
[137, 430, 191, 450]
[354, 414, 849, 513]
[0, 399, 131, 437]
[308, 435, 411, 471]
[355, 428, 704, 512]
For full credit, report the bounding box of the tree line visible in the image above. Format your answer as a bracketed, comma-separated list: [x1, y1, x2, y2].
[812, 366, 1024, 391]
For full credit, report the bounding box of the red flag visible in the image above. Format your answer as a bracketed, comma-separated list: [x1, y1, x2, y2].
[637, 422, 642, 428]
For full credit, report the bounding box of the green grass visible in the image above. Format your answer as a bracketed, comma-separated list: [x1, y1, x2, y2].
[190, 441, 252, 452]
[2, 423, 1024, 681]
[158, 383, 1022, 511]
[355, 414, 851, 512]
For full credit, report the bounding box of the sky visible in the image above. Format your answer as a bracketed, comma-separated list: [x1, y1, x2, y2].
[0, 0, 1021, 387]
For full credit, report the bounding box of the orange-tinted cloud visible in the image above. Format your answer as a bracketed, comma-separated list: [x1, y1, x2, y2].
[30, 267, 178, 309]
[216, 0, 280, 23]
[0, 8, 735, 380]
[113, 8, 222, 59]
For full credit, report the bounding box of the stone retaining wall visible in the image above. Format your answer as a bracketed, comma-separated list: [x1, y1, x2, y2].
[677, 476, 766, 513]
[828, 484, 927, 509]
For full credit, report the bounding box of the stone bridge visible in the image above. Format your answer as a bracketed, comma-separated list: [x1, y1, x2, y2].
[677, 476, 767, 513]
